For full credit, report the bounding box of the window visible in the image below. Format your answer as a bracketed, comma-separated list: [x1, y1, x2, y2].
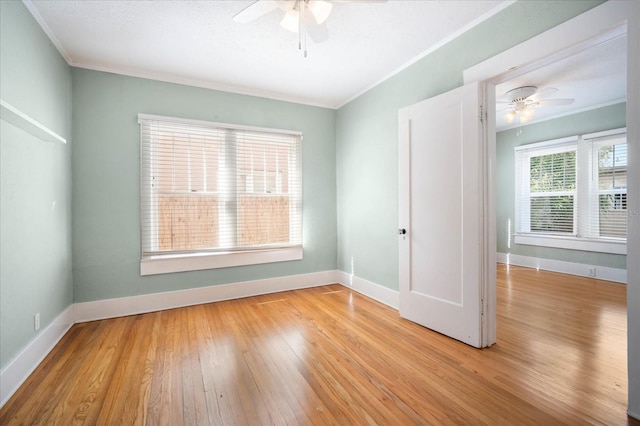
[514, 129, 626, 254]
[139, 114, 302, 275]
[593, 141, 627, 238]
[528, 147, 577, 234]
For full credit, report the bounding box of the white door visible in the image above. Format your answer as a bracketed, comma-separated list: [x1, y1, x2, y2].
[398, 82, 488, 348]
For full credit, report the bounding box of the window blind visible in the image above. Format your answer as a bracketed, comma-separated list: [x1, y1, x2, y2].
[139, 114, 302, 257]
[583, 131, 627, 240]
[515, 130, 627, 245]
[515, 143, 577, 235]
[528, 150, 577, 234]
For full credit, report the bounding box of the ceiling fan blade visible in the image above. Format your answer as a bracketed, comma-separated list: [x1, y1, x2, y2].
[537, 98, 575, 107]
[504, 86, 537, 102]
[302, 9, 329, 44]
[530, 87, 559, 101]
[233, 0, 279, 24]
[305, 21, 329, 43]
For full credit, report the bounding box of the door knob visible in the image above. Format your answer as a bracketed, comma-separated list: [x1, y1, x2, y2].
[398, 228, 407, 235]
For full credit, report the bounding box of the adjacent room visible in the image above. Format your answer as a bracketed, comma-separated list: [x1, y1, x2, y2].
[1, 0, 639, 424]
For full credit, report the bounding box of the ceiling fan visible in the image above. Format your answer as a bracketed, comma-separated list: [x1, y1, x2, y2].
[233, 0, 386, 57]
[498, 86, 575, 124]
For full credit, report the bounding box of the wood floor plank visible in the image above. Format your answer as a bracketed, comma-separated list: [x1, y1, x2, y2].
[183, 307, 209, 426]
[41, 318, 130, 425]
[0, 322, 90, 424]
[236, 298, 324, 424]
[212, 300, 259, 425]
[1, 265, 638, 425]
[264, 294, 394, 421]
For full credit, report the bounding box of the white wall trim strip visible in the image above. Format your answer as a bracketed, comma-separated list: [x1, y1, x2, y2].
[0, 305, 74, 408]
[74, 270, 339, 323]
[497, 252, 627, 284]
[337, 270, 399, 310]
[1, 99, 67, 144]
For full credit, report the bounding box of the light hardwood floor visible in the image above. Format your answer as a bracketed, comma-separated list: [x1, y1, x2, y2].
[1, 265, 638, 425]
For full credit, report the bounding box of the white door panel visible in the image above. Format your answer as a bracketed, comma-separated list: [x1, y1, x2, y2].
[398, 82, 484, 348]
[409, 103, 463, 303]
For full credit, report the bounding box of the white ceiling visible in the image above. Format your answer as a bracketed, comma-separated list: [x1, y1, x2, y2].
[24, 0, 626, 120]
[494, 33, 626, 131]
[25, 0, 507, 108]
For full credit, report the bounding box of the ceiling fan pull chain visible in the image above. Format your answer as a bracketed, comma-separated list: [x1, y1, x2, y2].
[298, 1, 303, 51]
[304, 24, 308, 57]
[301, 1, 308, 57]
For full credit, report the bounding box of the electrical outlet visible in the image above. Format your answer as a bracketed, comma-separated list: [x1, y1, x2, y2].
[588, 267, 597, 278]
[34, 313, 40, 331]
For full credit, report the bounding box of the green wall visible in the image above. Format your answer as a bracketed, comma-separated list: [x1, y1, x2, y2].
[496, 103, 627, 268]
[0, 0, 73, 370]
[335, 0, 604, 291]
[71, 69, 337, 302]
[0, 0, 609, 379]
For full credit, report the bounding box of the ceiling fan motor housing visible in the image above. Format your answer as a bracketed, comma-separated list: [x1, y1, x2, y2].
[506, 86, 538, 102]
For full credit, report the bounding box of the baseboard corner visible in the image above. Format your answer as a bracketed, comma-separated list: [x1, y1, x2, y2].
[0, 304, 74, 408]
[337, 270, 399, 309]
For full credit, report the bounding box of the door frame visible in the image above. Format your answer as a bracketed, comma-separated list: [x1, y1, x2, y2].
[462, 0, 639, 417]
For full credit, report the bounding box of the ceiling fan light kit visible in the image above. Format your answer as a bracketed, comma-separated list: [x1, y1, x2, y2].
[280, 8, 300, 32]
[234, 0, 383, 57]
[306, 1, 333, 25]
[501, 85, 574, 124]
[235, 0, 333, 57]
[279, 1, 331, 31]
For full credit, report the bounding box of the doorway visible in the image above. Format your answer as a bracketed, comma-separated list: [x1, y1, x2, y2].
[463, 0, 638, 418]
[493, 33, 627, 274]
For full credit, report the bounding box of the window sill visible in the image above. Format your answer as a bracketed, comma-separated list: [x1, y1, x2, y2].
[140, 246, 303, 276]
[514, 233, 626, 255]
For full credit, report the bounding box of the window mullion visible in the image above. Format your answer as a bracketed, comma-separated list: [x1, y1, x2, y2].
[576, 140, 590, 238]
[220, 130, 238, 249]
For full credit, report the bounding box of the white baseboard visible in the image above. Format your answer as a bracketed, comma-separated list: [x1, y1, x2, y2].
[0, 270, 339, 408]
[0, 269, 398, 408]
[0, 305, 74, 408]
[497, 252, 627, 284]
[74, 270, 339, 323]
[337, 270, 399, 309]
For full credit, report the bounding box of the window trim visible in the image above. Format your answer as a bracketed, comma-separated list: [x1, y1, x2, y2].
[138, 113, 303, 138]
[514, 233, 627, 254]
[514, 130, 627, 255]
[138, 113, 303, 275]
[140, 245, 303, 276]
